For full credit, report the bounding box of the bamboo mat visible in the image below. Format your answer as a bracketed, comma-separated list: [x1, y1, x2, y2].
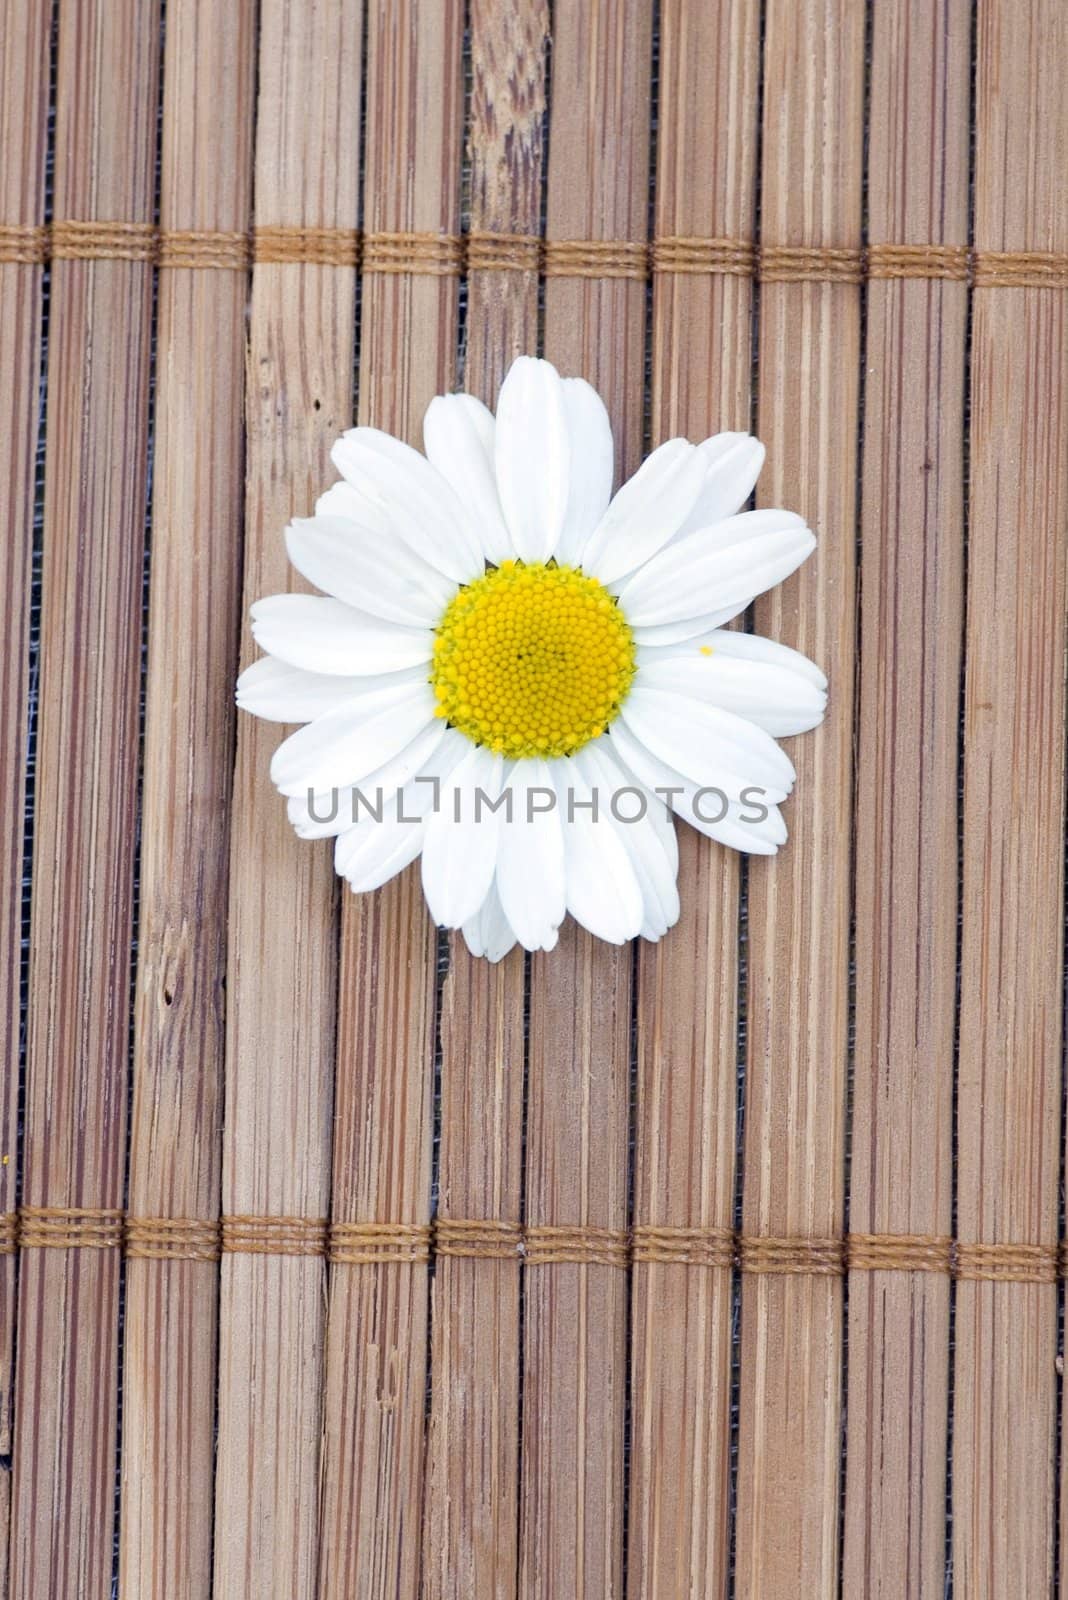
[2, 1, 1067, 1596]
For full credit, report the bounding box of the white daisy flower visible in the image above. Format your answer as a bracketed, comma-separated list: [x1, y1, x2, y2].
[237, 355, 826, 961]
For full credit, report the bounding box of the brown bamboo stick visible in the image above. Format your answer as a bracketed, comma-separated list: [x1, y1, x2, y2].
[627, 5, 760, 1594]
[421, 6, 547, 1596]
[0, 0, 50, 1522]
[212, 5, 361, 1595]
[9, 3, 160, 1596]
[518, 6, 652, 1596]
[734, 2, 864, 1593]
[316, 5, 464, 1596]
[118, 3, 256, 1597]
[956, 3, 1068, 1592]
[842, 5, 970, 1594]
[464, 0, 547, 383]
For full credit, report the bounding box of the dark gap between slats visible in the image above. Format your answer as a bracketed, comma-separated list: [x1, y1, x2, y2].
[514, 946, 532, 1579]
[727, 0, 769, 1589]
[509, 5, 556, 1585]
[945, 5, 980, 1591]
[835, 3, 875, 1589]
[728, 860, 749, 1600]
[420, 0, 470, 1428]
[456, 0, 473, 389]
[621, 8, 662, 1591]
[420, 4, 472, 1513]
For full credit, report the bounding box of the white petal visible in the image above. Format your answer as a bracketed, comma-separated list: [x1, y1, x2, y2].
[606, 720, 787, 855]
[635, 650, 827, 738]
[580, 439, 707, 586]
[674, 433, 765, 538]
[493, 356, 570, 562]
[495, 758, 566, 951]
[331, 426, 484, 581]
[390, 725, 470, 817]
[550, 759, 644, 944]
[286, 720, 448, 838]
[269, 678, 437, 797]
[315, 478, 389, 528]
[421, 746, 505, 927]
[619, 685, 795, 801]
[237, 656, 373, 723]
[329, 727, 469, 883]
[285, 515, 452, 627]
[334, 815, 426, 892]
[554, 378, 615, 566]
[632, 603, 751, 647]
[250, 593, 432, 676]
[670, 627, 827, 689]
[461, 880, 520, 963]
[423, 393, 512, 565]
[574, 742, 679, 940]
[616, 509, 815, 627]
[647, 784, 680, 877]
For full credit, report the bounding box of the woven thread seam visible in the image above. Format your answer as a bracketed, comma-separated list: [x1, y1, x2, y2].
[221, 1215, 328, 1257]
[2, 224, 1067, 286]
[19, 1206, 125, 1250]
[0, 1210, 16, 1255]
[6, 1211, 1062, 1279]
[328, 1221, 432, 1265]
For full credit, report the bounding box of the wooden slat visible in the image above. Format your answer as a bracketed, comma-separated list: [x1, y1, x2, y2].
[843, 5, 970, 1594]
[956, 3, 1068, 1592]
[316, 5, 464, 1596]
[119, 3, 256, 1596]
[9, 2, 160, 1596]
[627, 3, 759, 1595]
[0, 0, 50, 1502]
[463, 0, 547, 385]
[518, 5, 652, 1596]
[212, 4, 361, 1594]
[734, 1, 864, 1593]
[421, 5, 547, 1596]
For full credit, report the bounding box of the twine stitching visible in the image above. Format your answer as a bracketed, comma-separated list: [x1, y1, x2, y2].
[435, 1218, 525, 1259]
[221, 1214, 328, 1257]
[542, 238, 649, 279]
[738, 1235, 846, 1275]
[845, 1232, 954, 1272]
[126, 1217, 222, 1262]
[632, 1224, 736, 1266]
[361, 230, 462, 274]
[20, 1206, 125, 1249]
[523, 1224, 631, 1268]
[758, 244, 865, 283]
[866, 243, 970, 280]
[329, 1221, 433, 1265]
[651, 236, 757, 276]
[50, 219, 157, 261]
[954, 1240, 1059, 1284]
[0, 222, 49, 263]
[466, 230, 542, 271]
[252, 225, 359, 266]
[0, 1210, 20, 1254]
[3, 223, 1067, 287]
[7, 1208, 1063, 1280]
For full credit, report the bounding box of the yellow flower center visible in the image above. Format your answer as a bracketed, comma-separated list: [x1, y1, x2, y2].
[431, 559, 636, 759]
